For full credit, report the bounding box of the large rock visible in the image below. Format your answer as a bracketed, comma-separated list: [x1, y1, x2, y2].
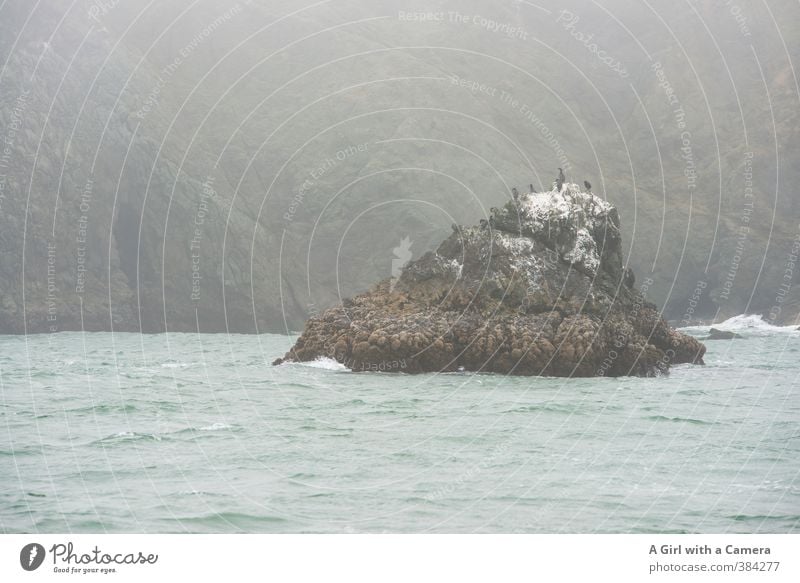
[275, 183, 706, 377]
[704, 328, 743, 340]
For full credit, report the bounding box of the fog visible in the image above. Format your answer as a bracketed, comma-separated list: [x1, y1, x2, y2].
[1, 0, 798, 333]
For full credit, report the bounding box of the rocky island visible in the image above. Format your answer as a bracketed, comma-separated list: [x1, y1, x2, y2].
[274, 182, 706, 376]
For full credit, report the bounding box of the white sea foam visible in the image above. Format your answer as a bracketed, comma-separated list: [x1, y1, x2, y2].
[715, 314, 793, 331]
[161, 362, 194, 368]
[100, 431, 161, 443]
[296, 357, 349, 371]
[198, 422, 232, 431]
[680, 314, 799, 336]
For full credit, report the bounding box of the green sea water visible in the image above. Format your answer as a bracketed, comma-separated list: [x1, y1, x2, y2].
[1, 317, 798, 533]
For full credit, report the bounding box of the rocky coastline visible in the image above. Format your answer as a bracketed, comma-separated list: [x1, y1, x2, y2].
[274, 183, 706, 376]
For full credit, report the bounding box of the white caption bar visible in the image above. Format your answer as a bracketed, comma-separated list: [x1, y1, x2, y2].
[1, 534, 798, 582]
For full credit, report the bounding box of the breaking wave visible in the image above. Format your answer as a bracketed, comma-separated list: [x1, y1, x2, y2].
[680, 314, 799, 336]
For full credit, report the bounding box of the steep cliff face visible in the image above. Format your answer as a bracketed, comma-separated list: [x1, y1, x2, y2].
[275, 183, 706, 376]
[0, 2, 287, 334]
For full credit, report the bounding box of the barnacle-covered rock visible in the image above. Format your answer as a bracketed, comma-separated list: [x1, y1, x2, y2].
[274, 183, 705, 377]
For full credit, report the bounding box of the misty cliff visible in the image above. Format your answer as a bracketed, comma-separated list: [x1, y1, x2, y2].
[1, 0, 798, 334]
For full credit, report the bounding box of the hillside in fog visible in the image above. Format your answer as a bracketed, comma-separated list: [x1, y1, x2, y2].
[1, 0, 798, 333]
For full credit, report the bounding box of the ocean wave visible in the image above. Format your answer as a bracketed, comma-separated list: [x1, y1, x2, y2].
[69, 403, 138, 415]
[503, 403, 582, 415]
[92, 431, 163, 446]
[0, 447, 42, 456]
[198, 422, 233, 431]
[729, 514, 800, 523]
[716, 314, 798, 332]
[174, 489, 225, 497]
[92, 423, 238, 445]
[677, 389, 708, 396]
[646, 415, 715, 426]
[164, 512, 288, 531]
[282, 357, 349, 372]
[680, 314, 799, 336]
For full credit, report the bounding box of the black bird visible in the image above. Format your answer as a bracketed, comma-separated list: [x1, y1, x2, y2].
[556, 168, 565, 191]
[479, 218, 488, 230]
[511, 187, 519, 200]
[451, 223, 460, 233]
[623, 267, 635, 289]
[584, 180, 592, 192]
[529, 184, 536, 193]
[488, 216, 495, 229]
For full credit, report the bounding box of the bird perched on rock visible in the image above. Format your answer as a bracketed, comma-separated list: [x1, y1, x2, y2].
[587, 191, 597, 214]
[584, 180, 592, 192]
[556, 168, 565, 191]
[623, 267, 635, 289]
[511, 187, 519, 201]
[479, 218, 488, 230]
[451, 223, 460, 234]
[529, 184, 536, 193]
